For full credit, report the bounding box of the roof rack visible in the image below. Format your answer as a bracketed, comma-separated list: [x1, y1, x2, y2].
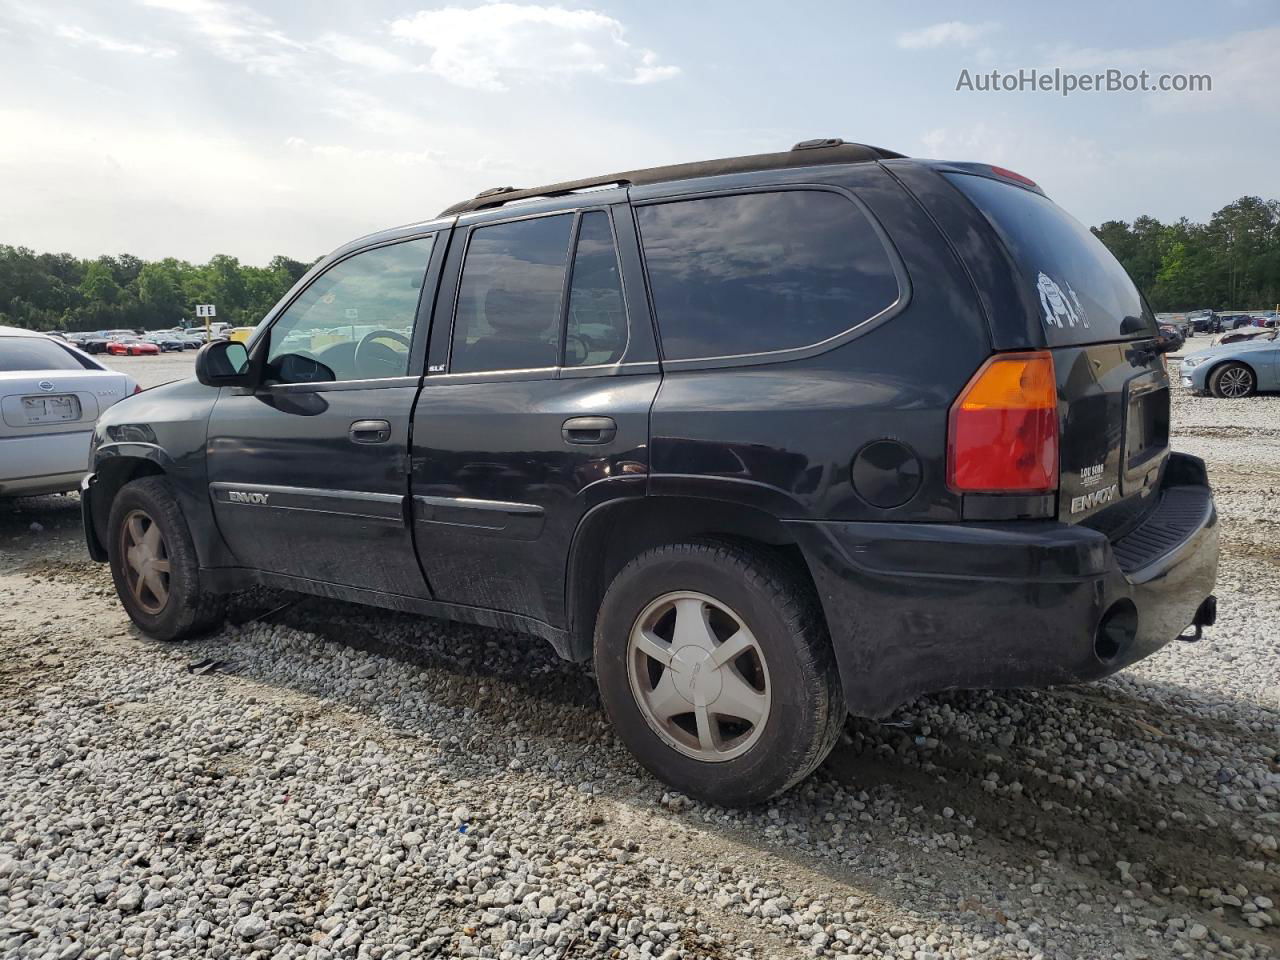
[438, 138, 904, 217]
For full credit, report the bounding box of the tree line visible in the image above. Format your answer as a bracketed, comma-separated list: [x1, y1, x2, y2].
[1092, 196, 1280, 313]
[2, 193, 1278, 334]
[0, 248, 317, 333]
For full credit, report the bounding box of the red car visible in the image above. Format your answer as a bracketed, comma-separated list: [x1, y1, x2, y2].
[106, 339, 161, 356]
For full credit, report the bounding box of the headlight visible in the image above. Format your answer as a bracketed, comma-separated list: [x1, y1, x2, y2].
[1181, 356, 1206, 368]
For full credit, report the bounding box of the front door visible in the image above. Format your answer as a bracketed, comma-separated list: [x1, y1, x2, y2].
[206, 232, 443, 597]
[410, 206, 660, 626]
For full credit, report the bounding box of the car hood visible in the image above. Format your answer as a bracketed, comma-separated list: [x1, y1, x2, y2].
[95, 375, 208, 432]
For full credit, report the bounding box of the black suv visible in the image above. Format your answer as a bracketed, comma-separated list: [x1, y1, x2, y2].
[83, 140, 1219, 806]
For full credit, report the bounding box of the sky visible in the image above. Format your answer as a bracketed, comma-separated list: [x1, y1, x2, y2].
[0, 0, 1276, 264]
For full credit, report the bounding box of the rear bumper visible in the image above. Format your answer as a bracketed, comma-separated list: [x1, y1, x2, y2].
[792, 452, 1219, 718]
[0, 432, 92, 497]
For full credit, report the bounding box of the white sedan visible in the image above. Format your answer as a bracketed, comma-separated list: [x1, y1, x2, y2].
[0, 326, 139, 497]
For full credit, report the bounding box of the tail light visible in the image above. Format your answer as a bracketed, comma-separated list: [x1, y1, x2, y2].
[132, 384, 143, 395]
[989, 165, 1039, 189]
[947, 351, 1058, 493]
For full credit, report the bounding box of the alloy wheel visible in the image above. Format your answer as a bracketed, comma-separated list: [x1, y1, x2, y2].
[121, 509, 171, 615]
[1218, 366, 1253, 398]
[626, 590, 771, 762]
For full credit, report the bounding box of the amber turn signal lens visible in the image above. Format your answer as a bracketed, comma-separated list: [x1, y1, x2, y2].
[947, 351, 1058, 493]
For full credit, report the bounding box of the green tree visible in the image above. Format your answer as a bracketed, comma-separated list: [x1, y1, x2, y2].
[136, 259, 186, 326]
[80, 259, 123, 306]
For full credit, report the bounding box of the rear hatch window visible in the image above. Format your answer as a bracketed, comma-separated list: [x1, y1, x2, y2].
[945, 172, 1169, 530]
[0, 337, 92, 372]
[944, 173, 1158, 346]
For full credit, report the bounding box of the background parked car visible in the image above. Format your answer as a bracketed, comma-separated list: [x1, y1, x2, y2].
[106, 339, 160, 356]
[1157, 322, 1185, 352]
[0, 325, 138, 496]
[1219, 327, 1272, 345]
[1189, 310, 1219, 334]
[1181, 329, 1279, 397]
[1218, 313, 1254, 330]
[74, 335, 112, 354]
[144, 334, 187, 352]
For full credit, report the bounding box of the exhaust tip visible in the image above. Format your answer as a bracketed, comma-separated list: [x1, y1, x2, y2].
[1095, 599, 1138, 664]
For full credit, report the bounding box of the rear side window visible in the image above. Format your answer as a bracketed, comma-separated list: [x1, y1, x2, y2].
[636, 190, 899, 362]
[0, 337, 90, 372]
[565, 211, 627, 367]
[451, 215, 573, 374]
[945, 173, 1157, 345]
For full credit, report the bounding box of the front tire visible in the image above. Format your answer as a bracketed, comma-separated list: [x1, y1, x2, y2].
[594, 541, 845, 806]
[107, 476, 225, 640]
[1209, 361, 1255, 398]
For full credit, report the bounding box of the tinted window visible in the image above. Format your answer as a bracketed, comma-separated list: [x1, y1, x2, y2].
[0, 337, 91, 372]
[945, 173, 1157, 345]
[565, 212, 627, 367]
[267, 236, 434, 383]
[451, 215, 573, 374]
[636, 191, 898, 361]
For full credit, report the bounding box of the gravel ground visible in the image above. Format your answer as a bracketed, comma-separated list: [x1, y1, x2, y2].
[1, 363, 1277, 960]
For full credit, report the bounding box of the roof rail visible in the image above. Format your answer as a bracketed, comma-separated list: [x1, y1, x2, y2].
[438, 139, 904, 217]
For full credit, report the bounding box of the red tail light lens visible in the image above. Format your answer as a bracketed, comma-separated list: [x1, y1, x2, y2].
[132, 384, 143, 395]
[989, 165, 1039, 189]
[947, 351, 1058, 493]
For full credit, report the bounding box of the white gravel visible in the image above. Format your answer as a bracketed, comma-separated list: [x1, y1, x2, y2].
[1, 368, 1277, 960]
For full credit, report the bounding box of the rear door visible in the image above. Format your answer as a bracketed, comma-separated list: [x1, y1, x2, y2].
[410, 200, 660, 627]
[942, 172, 1169, 532]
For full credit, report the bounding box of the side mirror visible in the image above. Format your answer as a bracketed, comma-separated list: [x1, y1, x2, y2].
[1154, 329, 1182, 354]
[195, 340, 253, 387]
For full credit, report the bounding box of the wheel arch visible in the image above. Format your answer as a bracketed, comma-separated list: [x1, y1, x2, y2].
[563, 495, 819, 662]
[88, 450, 170, 552]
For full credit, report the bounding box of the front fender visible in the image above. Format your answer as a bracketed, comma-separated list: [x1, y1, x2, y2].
[91, 439, 176, 473]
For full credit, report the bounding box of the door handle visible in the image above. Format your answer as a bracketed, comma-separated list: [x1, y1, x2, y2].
[349, 419, 391, 444]
[562, 416, 617, 445]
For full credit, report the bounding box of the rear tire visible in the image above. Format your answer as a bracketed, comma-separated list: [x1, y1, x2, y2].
[593, 541, 845, 806]
[107, 476, 225, 640]
[1209, 361, 1255, 399]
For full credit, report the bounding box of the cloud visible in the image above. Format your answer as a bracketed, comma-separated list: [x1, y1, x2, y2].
[897, 21, 999, 51]
[0, 106, 456, 263]
[136, 0, 303, 75]
[389, 3, 680, 91]
[1038, 25, 1278, 112]
[919, 122, 1102, 172]
[284, 137, 445, 167]
[53, 24, 177, 58]
[628, 49, 681, 86]
[313, 32, 412, 74]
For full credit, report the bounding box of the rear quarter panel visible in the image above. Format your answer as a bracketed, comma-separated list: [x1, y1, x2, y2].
[647, 163, 992, 523]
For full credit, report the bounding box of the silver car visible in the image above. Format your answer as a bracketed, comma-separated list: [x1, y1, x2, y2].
[1180, 330, 1279, 398]
[0, 326, 139, 496]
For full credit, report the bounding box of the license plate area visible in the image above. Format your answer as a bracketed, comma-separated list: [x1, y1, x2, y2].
[22, 393, 82, 425]
[1122, 379, 1169, 494]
